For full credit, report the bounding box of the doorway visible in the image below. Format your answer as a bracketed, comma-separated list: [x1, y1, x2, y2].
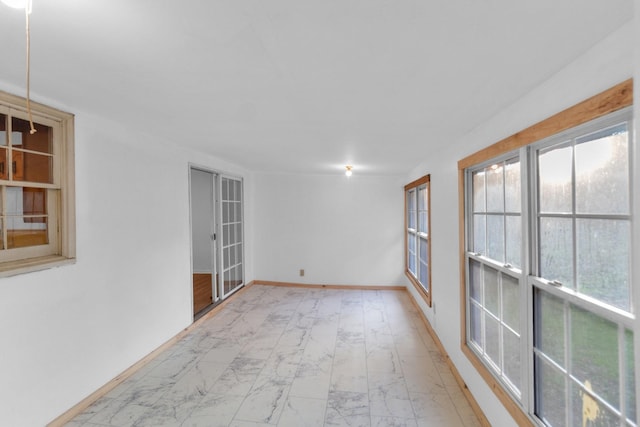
[189, 167, 245, 318]
[190, 168, 217, 315]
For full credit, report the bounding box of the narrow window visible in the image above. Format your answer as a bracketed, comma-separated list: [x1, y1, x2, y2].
[405, 174, 431, 305]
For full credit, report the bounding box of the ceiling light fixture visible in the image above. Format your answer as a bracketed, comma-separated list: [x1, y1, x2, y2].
[345, 165, 353, 177]
[2, 0, 36, 133]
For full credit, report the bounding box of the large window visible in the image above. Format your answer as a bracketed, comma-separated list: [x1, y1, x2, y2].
[405, 174, 431, 305]
[459, 81, 636, 426]
[0, 91, 75, 274]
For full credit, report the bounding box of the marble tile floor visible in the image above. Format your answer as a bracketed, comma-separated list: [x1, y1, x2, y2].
[65, 285, 482, 427]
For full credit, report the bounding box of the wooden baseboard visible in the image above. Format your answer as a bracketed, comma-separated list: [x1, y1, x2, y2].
[47, 283, 252, 427]
[405, 290, 491, 427]
[254, 280, 406, 291]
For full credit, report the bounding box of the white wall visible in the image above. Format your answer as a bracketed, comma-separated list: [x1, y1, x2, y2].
[634, 0, 640, 416]
[405, 22, 635, 426]
[0, 90, 255, 426]
[253, 173, 408, 287]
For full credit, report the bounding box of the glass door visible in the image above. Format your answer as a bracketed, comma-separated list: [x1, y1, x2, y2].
[220, 175, 244, 298]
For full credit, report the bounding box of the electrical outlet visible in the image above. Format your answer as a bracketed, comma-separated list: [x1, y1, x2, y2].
[299, 269, 304, 277]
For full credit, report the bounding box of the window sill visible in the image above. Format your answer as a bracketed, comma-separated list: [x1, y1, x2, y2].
[0, 255, 76, 278]
[405, 271, 431, 307]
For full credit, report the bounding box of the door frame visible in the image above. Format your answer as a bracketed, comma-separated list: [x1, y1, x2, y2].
[188, 164, 245, 318]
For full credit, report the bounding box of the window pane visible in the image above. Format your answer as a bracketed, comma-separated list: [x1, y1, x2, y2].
[419, 261, 428, 287]
[539, 217, 573, 287]
[419, 212, 427, 233]
[570, 306, 619, 410]
[7, 216, 48, 248]
[570, 381, 620, 427]
[505, 159, 521, 213]
[235, 180, 242, 202]
[418, 184, 428, 233]
[221, 179, 228, 200]
[469, 258, 482, 302]
[473, 214, 486, 254]
[535, 289, 565, 366]
[236, 223, 242, 242]
[536, 356, 567, 427]
[484, 266, 499, 316]
[505, 215, 521, 268]
[502, 274, 519, 333]
[407, 190, 416, 230]
[504, 328, 521, 392]
[486, 165, 504, 212]
[486, 215, 504, 262]
[222, 201, 229, 223]
[6, 186, 47, 216]
[418, 237, 428, 286]
[408, 232, 416, 275]
[0, 113, 6, 146]
[223, 270, 230, 293]
[0, 115, 6, 180]
[539, 144, 572, 213]
[470, 302, 482, 347]
[11, 117, 53, 154]
[576, 219, 630, 311]
[625, 330, 636, 423]
[575, 124, 629, 215]
[485, 314, 500, 366]
[473, 170, 485, 213]
[0, 147, 6, 180]
[13, 150, 53, 183]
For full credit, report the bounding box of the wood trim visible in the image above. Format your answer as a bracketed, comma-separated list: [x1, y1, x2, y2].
[458, 168, 467, 351]
[455, 80, 633, 426]
[458, 79, 633, 170]
[405, 289, 491, 427]
[404, 173, 432, 306]
[253, 280, 406, 291]
[48, 283, 252, 427]
[405, 271, 431, 305]
[404, 173, 430, 191]
[461, 345, 532, 425]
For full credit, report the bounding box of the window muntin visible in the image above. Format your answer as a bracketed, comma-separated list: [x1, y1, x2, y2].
[531, 116, 634, 426]
[0, 91, 74, 272]
[463, 106, 635, 427]
[405, 175, 431, 305]
[536, 122, 632, 311]
[471, 158, 522, 269]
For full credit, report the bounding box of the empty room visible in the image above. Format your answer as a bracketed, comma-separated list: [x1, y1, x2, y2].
[0, 1, 638, 426]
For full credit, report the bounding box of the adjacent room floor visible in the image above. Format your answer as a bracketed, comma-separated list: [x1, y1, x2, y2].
[65, 285, 482, 427]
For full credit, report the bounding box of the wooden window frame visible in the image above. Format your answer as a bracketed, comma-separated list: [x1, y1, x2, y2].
[457, 79, 633, 425]
[0, 90, 75, 276]
[405, 174, 432, 306]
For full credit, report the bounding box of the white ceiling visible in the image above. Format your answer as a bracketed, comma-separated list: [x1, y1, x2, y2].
[0, 0, 633, 175]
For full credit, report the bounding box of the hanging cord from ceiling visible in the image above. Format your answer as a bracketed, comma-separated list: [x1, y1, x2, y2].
[24, 0, 36, 134]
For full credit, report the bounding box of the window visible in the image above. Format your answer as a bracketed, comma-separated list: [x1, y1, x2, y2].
[459, 80, 635, 426]
[0, 91, 75, 275]
[405, 174, 431, 305]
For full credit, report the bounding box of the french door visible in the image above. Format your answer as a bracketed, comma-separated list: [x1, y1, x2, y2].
[190, 167, 244, 316]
